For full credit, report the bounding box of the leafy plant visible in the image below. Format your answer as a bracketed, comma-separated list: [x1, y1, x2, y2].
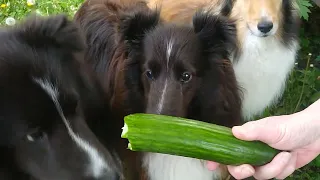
[297, 0, 314, 20]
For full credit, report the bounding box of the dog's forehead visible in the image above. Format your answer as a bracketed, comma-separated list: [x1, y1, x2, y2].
[0, 28, 79, 105]
[0, 42, 77, 94]
[144, 26, 200, 61]
[0, 77, 59, 130]
[0, 72, 58, 108]
[0, 55, 76, 119]
[148, 25, 196, 45]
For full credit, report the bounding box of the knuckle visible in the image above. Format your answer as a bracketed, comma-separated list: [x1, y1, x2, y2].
[273, 124, 287, 145]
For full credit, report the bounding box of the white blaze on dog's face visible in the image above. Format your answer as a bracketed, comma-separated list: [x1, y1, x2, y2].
[236, 0, 282, 37]
[33, 78, 108, 178]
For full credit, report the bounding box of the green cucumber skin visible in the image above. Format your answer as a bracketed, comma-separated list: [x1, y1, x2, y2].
[122, 113, 279, 166]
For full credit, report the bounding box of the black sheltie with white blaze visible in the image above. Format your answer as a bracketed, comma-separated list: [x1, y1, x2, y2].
[0, 14, 122, 180]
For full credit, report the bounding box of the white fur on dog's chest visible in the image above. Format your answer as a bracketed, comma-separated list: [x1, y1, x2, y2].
[233, 35, 298, 120]
[144, 153, 222, 180]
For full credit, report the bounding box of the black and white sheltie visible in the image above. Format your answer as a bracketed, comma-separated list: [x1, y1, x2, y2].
[0, 14, 122, 180]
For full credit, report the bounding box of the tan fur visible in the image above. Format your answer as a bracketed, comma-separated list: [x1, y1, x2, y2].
[147, 0, 225, 25]
[233, 0, 280, 45]
[147, 0, 299, 48]
[230, 0, 299, 48]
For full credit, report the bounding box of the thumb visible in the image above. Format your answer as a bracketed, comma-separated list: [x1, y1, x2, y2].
[231, 116, 289, 146]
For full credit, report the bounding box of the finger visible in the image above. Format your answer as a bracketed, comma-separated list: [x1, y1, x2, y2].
[206, 161, 220, 171]
[231, 116, 288, 146]
[275, 152, 297, 179]
[227, 164, 255, 179]
[253, 152, 292, 180]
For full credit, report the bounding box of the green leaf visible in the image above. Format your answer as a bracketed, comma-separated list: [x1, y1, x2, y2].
[297, 0, 313, 20]
[300, 0, 313, 7]
[300, 6, 311, 20]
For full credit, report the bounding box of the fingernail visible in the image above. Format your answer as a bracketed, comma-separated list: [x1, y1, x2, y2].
[233, 126, 245, 136]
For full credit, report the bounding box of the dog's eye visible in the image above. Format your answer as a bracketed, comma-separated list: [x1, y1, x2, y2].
[26, 129, 46, 142]
[180, 72, 192, 83]
[145, 70, 154, 80]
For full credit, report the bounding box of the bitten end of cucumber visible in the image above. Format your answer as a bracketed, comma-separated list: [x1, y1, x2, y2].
[128, 143, 133, 150]
[121, 123, 128, 138]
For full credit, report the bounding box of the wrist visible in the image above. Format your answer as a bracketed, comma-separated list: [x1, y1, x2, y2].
[309, 101, 320, 144]
[309, 99, 320, 128]
[296, 102, 320, 142]
[315, 114, 320, 132]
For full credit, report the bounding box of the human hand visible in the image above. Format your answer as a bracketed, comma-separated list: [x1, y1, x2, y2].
[207, 99, 320, 180]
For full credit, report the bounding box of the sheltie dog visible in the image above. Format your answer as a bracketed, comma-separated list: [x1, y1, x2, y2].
[74, 0, 242, 179]
[0, 14, 122, 180]
[147, 0, 300, 120]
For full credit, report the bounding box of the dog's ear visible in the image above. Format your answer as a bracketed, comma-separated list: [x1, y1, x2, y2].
[195, 58, 243, 128]
[119, 9, 160, 49]
[16, 13, 85, 52]
[192, 11, 242, 127]
[192, 11, 237, 60]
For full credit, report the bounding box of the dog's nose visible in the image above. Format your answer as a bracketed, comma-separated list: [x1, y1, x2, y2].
[257, 21, 273, 33]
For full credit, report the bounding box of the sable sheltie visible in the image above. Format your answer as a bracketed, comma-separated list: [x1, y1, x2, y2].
[74, 0, 242, 180]
[0, 14, 122, 180]
[147, 0, 300, 120]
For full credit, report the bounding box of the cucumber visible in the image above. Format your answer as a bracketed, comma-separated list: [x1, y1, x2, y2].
[121, 113, 279, 166]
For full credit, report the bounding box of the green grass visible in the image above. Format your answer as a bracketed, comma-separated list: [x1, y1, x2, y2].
[0, 0, 82, 23]
[1, 0, 319, 179]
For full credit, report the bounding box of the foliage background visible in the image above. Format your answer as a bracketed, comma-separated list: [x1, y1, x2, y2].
[0, 0, 319, 179]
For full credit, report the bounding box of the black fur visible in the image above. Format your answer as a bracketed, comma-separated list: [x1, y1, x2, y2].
[193, 11, 237, 59]
[119, 10, 160, 49]
[281, 0, 300, 46]
[0, 14, 121, 180]
[219, 0, 235, 16]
